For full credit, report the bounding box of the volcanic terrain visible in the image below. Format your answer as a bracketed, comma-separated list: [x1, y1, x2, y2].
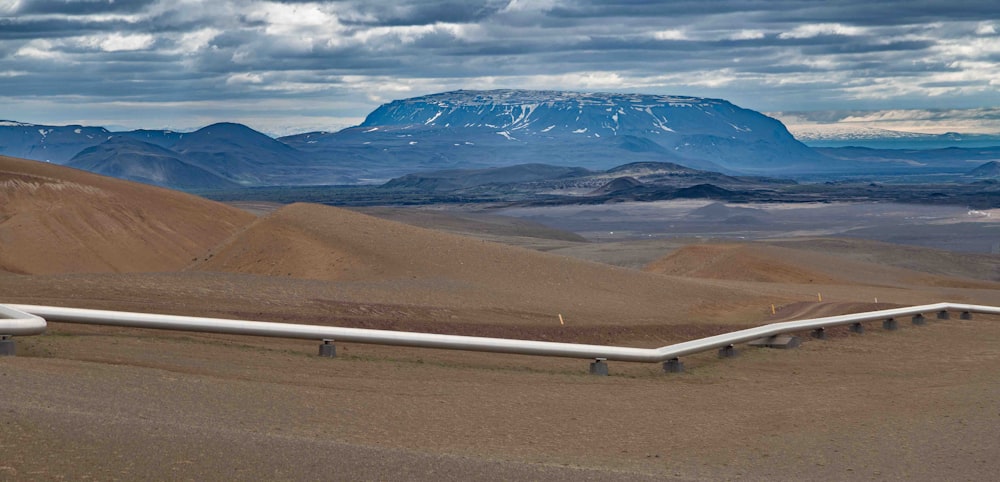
[2, 156, 1000, 480]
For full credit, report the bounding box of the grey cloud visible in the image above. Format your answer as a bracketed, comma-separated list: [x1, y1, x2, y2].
[0, 0, 996, 133]
[0, 18, 127, 39]
[545, 0, 793, 20]
[544, 0, 999, 31]
[13, 0, 158, 16]
[343, 0, 510, 26]
[919, 80, 986, 88]
[799, 39, 937, 55]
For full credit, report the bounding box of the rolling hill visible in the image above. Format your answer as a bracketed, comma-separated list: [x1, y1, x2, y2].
[969, 160, 1000, 177]
[0, 155, 255, 274]
[188, 202, 782, 325]
[644, 242, 996, 289]
[66, 137, 239, 190]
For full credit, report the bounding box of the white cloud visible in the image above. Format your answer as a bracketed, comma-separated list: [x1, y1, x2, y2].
[14, 40, 61, 59]
[245, 1, 342, 36]
[975, 22, 997, 35]
[94, 33, 155, 52]
[226, 73, 264, 85]
[353, 22, 474, 46]
[652, 29, 686, 41]
[779, 23, 866, 39]
[173, 28, 221, 55]
[728, 29, 765, 40]
[241, 1, 347, 52]
[0, 0, 20, 14]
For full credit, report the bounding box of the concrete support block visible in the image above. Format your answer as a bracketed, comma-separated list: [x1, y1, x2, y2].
[748, 335, 801, 349]
[0, 337, 14, 357]
[662, 358, 685, 373]
[849, 322, 865, 334]
[960, 311, 972, 320]
[883, 318, 899, 331]
[811, 328, 827, 340]
[912, 314, 926, 326]
[937, 310, 950, 320]
[589, 358, 609, 376]
[718, 344, 738, 358]
[318, 339, 336, 358]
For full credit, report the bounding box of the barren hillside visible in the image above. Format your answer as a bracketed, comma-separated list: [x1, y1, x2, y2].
[188, 202, 784, 325]
[0, 155, 255, 274]
[644, 242, 998, 289]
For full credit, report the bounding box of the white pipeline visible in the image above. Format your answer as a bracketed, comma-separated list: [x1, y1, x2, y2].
[2, 302, 999, 362]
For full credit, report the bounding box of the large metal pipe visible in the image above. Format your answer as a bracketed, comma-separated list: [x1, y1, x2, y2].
[0, 304, 46, 336]
[3, 302, 999, 362]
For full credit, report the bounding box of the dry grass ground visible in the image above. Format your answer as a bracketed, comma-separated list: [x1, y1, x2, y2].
[2, 157, 1000, 480]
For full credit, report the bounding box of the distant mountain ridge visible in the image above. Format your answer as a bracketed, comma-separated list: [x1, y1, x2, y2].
[0, 120, 114, 162]
[378, 160, 793, 205]
[792, 125, 1000, 149]
[1, 121, 352, 189]
[4, 90, 1000, 190]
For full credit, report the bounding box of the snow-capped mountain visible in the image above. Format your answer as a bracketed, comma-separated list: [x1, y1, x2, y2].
[0, 120, 113, 162]
[0, 120, 190, 164]
[786, 123, 1000, 149]
[364, 90, 777, 139]
[346, 90, 821, 173]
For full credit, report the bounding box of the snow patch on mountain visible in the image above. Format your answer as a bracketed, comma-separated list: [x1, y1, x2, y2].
[346, 89, 823, 173]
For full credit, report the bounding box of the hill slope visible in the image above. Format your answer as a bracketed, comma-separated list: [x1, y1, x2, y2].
[189, 202, 781, 324]
[171, 122, 311, 185]
[644, 242, 995, 289]
[66, 137, 239, 190]
[0, 155, 255, 274]
[969, 160, 1000, 177]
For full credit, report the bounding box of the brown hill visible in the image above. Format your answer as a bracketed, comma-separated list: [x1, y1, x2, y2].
[189, 202, 781, 325]
[0, 155, 255, 274]
[643, 242, 995, 289]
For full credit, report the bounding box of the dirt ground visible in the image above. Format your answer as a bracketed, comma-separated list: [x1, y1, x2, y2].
[3, 312, 999, 480]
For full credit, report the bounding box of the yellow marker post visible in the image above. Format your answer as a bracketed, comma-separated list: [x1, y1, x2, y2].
[558, 314, 564, 326]
[771, 304, 776, 315]
[817, 293, 823, 302]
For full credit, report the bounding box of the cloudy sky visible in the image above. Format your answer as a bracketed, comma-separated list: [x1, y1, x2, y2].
[1, 0, 998, 135]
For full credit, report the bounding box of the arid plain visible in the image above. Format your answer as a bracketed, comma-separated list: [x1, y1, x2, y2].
[2, 154, 1000, 480]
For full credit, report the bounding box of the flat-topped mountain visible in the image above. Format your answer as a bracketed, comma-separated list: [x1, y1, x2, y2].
[356, 89, 821, 172]
[364, 90, 788, 140]
[282, 89, 826, 176]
